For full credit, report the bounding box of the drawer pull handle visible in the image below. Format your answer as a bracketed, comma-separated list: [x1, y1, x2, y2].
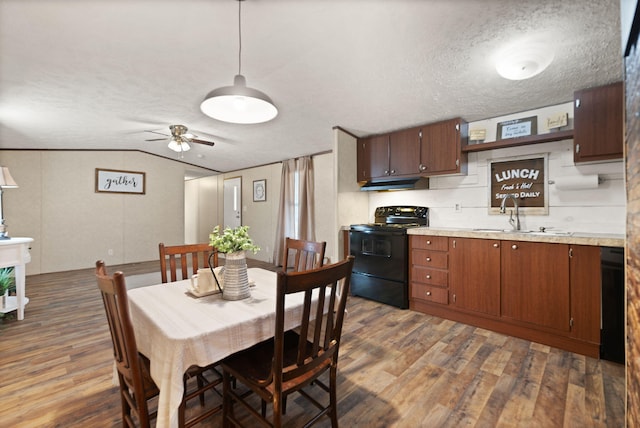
[426, 291, 432, 296]
[426, 257, 431, 262]
[426, 274, 431, 279]
[512, 244, 518, 250]
[493, 243, 499, 248]
[426, 240, 431, 245]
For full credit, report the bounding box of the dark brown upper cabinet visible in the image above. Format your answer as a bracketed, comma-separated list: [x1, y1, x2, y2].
[357, 118, 467, 183]
[419, 118, 468, 176]
[573, 81, 623, 163]
[388, 126, 422, 177]
[356, 134, 388, 182]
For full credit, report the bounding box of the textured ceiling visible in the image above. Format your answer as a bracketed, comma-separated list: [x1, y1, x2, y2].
[0, 0, 623, 175]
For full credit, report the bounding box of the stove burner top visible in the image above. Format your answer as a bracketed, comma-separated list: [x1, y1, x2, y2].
[350, 205, 428, 233]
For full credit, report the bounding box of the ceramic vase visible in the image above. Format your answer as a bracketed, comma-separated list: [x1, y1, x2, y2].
[222, 251, 251, 300]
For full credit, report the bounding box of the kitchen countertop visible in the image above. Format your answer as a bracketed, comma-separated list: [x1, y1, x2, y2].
[408, 227, 625, 247]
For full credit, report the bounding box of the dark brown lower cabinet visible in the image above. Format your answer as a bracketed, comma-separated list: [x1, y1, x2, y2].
[449, 237, 500, 316]
[409, 236, 603, 357]
[500, 241, 570, 332]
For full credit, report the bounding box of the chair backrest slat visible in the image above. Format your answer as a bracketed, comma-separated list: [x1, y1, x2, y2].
[159, 243, 218, 283]
[282, 238, 326, 272]
[275, 256, 354, 385]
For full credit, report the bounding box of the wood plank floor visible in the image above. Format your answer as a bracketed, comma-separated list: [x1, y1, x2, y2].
[0, 260, 625, 427]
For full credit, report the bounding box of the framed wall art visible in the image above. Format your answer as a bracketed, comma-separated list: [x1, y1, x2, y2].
[95, 168, 146, 194]
[497, 116, 537, 140]
[253, 179, 266, 202]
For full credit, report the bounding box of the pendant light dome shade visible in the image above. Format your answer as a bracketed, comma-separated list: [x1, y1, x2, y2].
[200, 74, 278, 124]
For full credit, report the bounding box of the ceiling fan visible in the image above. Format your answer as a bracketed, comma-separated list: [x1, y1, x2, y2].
[145, 125, 215, 154]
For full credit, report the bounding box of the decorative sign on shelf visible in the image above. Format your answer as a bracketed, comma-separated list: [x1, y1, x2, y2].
[546, 113, 569, 130]
[469, 128, 486, 144]
[489, 155, 548, 215]
[497, 116, 537, 140]
[95, 168, 146, 194]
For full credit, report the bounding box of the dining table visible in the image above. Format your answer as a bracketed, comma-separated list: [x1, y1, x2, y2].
[127, 267, 317, 428]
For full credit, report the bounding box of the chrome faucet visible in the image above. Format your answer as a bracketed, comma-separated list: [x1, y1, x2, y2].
[500, 194, 521, 231]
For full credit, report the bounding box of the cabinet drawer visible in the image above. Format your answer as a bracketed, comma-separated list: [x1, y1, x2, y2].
[411, 249, 448, 269]
[411, 235, 448, 251]
[411, 266, 448, 287]
[411, 283, 448, 304]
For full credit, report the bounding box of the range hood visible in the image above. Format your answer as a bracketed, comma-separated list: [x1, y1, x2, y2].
[359, 177, 429, 191]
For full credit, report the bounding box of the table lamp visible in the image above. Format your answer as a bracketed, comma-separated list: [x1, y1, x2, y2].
[0, 167, 18, 240]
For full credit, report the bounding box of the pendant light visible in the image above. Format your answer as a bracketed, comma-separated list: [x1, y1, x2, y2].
[200, 0, 278, 124]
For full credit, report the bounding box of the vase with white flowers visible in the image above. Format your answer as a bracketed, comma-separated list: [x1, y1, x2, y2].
[209, 225, 260, 300]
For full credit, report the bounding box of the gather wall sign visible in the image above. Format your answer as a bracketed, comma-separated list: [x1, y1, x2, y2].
[95, 168, 146, 195]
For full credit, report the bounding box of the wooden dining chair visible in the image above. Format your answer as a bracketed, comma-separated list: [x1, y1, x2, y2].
[159, 242, 218, 283]
[96, 260, 223, 427]
[221, 256, 355, 428]
[282, 237, 327, 272]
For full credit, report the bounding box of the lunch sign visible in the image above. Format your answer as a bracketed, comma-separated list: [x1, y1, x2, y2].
[490, 156, 548, 215]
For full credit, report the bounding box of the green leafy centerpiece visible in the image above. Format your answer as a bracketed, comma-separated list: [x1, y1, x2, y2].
[0, 267, 14, 308]
[209, 226, 259, 300]
[209, 225, 260, 254]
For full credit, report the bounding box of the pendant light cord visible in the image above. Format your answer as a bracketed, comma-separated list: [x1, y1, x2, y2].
[238, 0, 242, 76]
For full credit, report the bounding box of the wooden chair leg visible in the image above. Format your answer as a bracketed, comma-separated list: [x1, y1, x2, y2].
[223, 370, 233, 428]
[329, 366, 338, 427]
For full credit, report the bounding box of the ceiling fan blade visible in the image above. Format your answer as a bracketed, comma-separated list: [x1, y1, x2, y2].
[190, 138, 215, 147]
[145, 130, 170, 137]
[145, 138, 168, 142]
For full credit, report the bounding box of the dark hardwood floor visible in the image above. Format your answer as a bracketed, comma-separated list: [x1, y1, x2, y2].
[0, 260, 625, 427]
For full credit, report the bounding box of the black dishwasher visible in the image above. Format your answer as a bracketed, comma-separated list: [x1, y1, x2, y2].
[600, 246, 625, 364]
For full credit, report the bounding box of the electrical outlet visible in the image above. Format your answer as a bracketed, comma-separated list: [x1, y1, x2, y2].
[455, 203, 462, 212]
[108, 249, 114, 256]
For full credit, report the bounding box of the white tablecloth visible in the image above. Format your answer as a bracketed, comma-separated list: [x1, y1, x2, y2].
[127, 268, 311, 428]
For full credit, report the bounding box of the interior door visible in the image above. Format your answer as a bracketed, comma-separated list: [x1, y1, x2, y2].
[223, 177, 242, 229]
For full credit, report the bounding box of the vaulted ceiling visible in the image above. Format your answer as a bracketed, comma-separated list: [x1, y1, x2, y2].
[0, 0, 623, 175]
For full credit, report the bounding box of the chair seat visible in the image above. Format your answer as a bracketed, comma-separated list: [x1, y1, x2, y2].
[223, 331, 331, 394]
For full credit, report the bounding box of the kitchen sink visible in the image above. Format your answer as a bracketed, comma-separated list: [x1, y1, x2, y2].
[472, 228, 572, 236]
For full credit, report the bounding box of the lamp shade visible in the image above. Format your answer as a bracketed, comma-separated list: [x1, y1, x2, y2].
[167, 138, 190, 152]
[200, 74, 278, 124]
[0, 167, 18, 188]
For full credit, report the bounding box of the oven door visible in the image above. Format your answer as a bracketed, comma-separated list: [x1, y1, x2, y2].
[349, 228, 409, 309]
[349, 228, 407, 281]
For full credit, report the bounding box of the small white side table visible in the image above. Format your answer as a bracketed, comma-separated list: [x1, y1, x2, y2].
[0, 237, 33, 320]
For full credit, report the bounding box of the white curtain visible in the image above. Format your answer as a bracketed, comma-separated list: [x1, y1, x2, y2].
[273, 156, 315, 266]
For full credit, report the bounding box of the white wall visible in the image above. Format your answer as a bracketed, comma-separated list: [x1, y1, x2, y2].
[0, 150, 210, 274]
[185, 176, 219, 244]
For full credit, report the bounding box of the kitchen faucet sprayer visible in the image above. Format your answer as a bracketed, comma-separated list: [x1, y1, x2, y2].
[500, 194, 521, 231]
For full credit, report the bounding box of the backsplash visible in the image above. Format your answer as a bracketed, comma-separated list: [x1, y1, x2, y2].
[368, 138, 625, 234]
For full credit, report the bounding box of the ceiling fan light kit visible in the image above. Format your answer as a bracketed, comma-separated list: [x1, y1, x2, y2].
[200, 0, 277, 124]
[145, 124, 214, 154]
[168, 138, 190, 152]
